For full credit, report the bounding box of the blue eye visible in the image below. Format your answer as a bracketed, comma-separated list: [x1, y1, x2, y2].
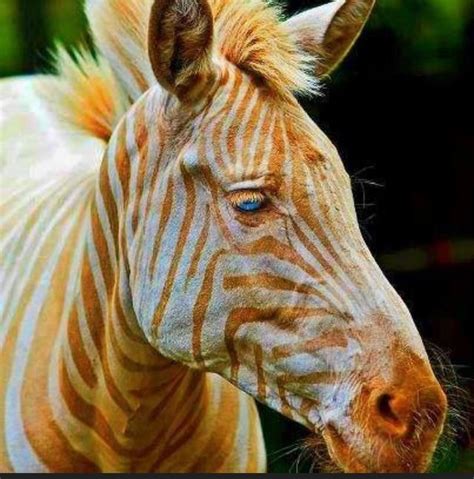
[236, 198, 264, 212]
[230, 191, 267, 213]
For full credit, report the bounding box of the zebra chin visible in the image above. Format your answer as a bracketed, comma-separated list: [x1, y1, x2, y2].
[320, 418, 444, 473]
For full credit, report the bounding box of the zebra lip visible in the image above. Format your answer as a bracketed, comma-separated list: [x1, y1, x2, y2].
[322, 424, 367, 473]
[321, 424, 431, 473]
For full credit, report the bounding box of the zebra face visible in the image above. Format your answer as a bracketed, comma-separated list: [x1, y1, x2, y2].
[119, 0, 447, 472]
[125, 65, 446, 472]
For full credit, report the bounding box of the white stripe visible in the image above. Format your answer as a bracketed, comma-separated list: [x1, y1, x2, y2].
[106, 132, 124, 214]
[234, 89, 259, 173]
[220, 80, 250, 170]
[244, 104, 269, 177]
[95, 188, 118, 269]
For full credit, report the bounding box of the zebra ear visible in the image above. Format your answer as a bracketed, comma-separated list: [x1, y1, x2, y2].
[148, 0, 216, 101]
[284, 0, 376, 77]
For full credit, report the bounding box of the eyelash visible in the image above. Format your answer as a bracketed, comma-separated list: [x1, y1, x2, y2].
[228, 190, 268, 213]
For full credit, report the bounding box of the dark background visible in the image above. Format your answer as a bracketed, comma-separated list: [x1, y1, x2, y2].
[1, 0, 472, 473]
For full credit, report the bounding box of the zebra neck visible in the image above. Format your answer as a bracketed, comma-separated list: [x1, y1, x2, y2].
[56, 218, 210, 470]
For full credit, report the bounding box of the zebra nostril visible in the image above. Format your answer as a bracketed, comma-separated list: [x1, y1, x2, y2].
[377, 394, 404, 427]
[370, 381, 447, 442]
[372, 391, 411, 438]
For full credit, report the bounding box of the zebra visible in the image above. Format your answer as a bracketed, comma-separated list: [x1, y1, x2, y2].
[0, 0, 447, 473]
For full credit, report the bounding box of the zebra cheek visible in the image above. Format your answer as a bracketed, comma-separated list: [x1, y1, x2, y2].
[227, 218, 244, 238]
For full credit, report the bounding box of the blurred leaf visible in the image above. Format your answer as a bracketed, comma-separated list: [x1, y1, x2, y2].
[0, 0, 21, 74]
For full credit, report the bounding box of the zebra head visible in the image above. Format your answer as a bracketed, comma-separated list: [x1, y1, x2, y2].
[101, 0, 447, 472]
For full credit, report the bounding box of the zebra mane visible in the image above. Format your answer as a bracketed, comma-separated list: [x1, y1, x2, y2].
[211, 0, 317, 95]
[39, 46, 129, 143]
[41, 0, 317, 142]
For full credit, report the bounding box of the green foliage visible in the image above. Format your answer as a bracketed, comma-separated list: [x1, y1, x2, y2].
[371, 0, 472, 75]
[45, 0, 88, 47]
[0, 0, 21, 74]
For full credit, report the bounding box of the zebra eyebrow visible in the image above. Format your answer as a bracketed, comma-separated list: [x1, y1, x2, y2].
[225, 178, 267, 192]
[224, 174, 281, 193]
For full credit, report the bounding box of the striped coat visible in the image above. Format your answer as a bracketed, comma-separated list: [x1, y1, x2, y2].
[1, 0, 447, 473]
[0, 75, 264, 472]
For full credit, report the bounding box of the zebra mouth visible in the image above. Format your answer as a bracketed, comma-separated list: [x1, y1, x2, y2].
[321, 424, 368, 473]
[321, 423, 434, 473]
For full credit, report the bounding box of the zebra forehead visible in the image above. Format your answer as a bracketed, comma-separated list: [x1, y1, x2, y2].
[172, 89, 334, 177]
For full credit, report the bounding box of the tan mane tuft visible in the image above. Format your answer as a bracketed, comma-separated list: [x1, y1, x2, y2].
[211, 0, 318, 96]
[39, 46, 129, 142]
